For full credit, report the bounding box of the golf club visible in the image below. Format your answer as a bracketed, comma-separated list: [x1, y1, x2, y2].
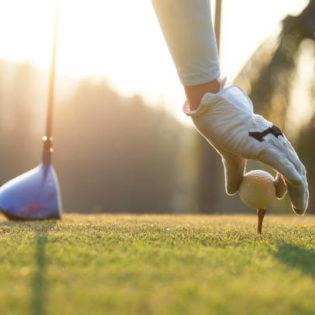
[0, 0, 62, 220]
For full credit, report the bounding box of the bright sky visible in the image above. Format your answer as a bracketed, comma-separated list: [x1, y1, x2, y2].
[0, 0, 309, 123]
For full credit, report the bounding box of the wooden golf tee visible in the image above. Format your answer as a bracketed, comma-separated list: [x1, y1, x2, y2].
[257, 208, 266, 234]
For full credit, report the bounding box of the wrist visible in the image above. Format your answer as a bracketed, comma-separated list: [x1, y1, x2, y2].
[184, 78, 222, 111]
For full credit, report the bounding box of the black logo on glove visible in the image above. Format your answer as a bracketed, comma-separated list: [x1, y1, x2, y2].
[249, 125, 283, 142]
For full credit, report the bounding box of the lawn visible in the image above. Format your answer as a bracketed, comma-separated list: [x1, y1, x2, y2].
[0, 214, 314, 315]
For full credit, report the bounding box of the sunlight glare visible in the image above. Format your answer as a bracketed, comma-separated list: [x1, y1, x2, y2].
[0, 0, 310, 124]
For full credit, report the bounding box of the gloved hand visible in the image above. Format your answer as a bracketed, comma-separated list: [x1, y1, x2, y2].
[184, 80, 308, 215]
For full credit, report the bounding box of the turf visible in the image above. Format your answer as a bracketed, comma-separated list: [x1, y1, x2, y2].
[0, 214, 314, 315]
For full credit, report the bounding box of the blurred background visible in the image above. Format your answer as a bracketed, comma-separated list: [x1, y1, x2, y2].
[0, 0, 314, 214]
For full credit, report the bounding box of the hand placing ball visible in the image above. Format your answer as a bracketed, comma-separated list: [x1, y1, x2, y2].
[239, 170, 286, 234]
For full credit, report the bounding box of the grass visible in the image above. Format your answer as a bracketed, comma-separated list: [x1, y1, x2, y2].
[0, 214, 314, 315]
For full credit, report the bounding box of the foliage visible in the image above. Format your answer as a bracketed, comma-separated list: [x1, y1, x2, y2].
[0, 61, 197, 213]
[234, 0, 315, 213]
[235, 0, 315, 128]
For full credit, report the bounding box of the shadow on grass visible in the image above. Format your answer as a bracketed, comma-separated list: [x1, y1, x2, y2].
[273, 242, 315, 279]
[30, 221, 56, 315]
[0, 219, 56, 315]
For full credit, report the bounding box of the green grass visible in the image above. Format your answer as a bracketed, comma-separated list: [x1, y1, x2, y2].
[0, 214, 314, 315]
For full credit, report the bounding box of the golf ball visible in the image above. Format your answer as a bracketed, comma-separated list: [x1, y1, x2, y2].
[239, 170, 276, 209]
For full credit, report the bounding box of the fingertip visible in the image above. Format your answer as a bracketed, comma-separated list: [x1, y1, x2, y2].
[292, 205, 306, 216]
[274, 173, 287, 199]
[226, 187, 238, 196]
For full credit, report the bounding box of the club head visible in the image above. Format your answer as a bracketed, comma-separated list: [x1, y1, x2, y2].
[0, 164, 62, 220]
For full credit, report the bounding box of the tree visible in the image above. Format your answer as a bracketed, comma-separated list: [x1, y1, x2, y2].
[235, 0, 315, 212]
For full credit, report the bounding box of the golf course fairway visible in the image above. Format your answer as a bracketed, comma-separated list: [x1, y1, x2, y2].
[0, 214, 314, 315]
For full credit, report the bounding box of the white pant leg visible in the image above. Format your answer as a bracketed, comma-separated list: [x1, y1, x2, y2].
[151, 0, 220, 86]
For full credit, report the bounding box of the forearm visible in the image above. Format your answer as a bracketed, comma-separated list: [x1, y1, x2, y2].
[151, 0, 220, 86]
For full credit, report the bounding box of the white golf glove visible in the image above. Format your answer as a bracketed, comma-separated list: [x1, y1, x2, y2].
[184, 79, 309, 215]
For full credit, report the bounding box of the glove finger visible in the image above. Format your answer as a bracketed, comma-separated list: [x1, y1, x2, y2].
[287, 183, 308, 215]
[271, 134, 306, 177]
[259, 147, 308, 214]
[274, 173, 287, 199]
[268, 135, 308, 214]
[221, 153, 246, 195]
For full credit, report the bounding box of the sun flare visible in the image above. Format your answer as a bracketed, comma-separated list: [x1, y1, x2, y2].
[0, 0, 308, 119]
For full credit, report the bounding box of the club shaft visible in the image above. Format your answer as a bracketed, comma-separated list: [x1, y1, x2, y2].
[214, 0, 222, 56]
[43, 0, 59, 165]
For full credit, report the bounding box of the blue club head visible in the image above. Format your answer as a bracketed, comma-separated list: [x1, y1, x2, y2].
[0, 164, 62, 220]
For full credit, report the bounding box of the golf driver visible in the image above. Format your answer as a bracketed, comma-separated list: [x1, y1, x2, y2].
[0, 0, 62, 220]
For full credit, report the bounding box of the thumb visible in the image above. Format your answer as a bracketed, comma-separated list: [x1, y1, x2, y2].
[221, 153, 246, 195]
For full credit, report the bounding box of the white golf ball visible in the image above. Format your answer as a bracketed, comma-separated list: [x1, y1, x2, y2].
[239, 170, 276, 209]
